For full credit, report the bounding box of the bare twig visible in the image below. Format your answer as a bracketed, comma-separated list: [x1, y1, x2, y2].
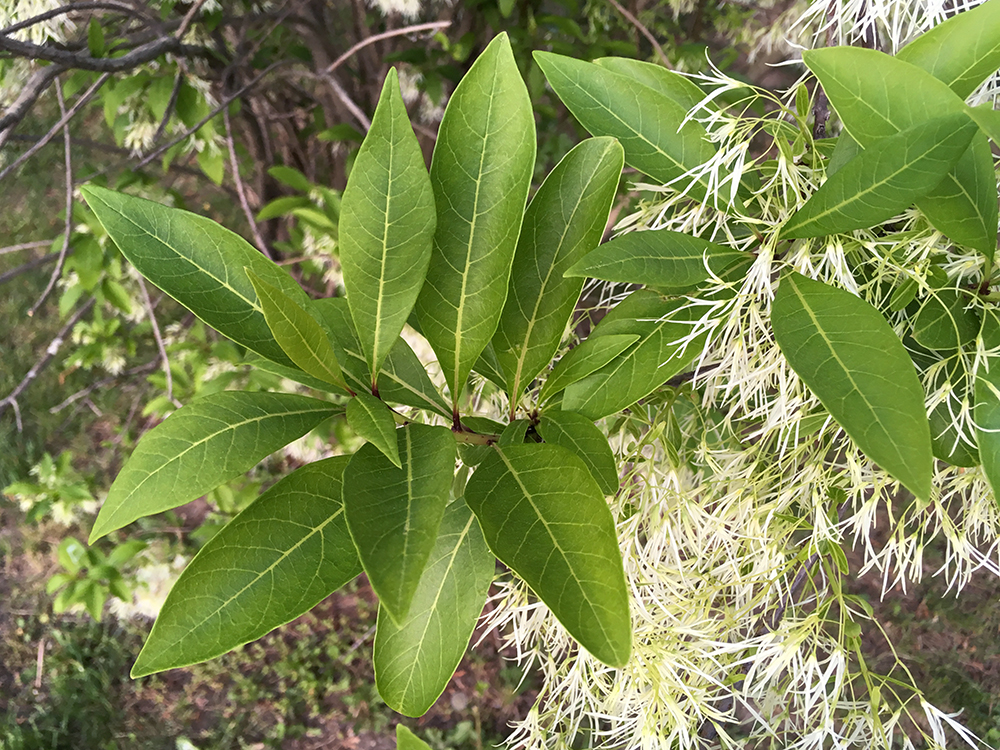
[325, 20, 451, 75]
[34, 639, 45, 690]
[0, 64, 64, 140]
[49, 360, 159, 414]
[0, 252, 60, 286]
[137, 277, 179, 407]
[0, 72, 110, 183]
[0, 1, 142, 36]
[320, 71, 371, 131]
[0, 240, 51, 256]
[0, 32, 205, 74]
[223, 106, 272, 258]
[604, 0, 672, 69]
[0, 298, 96, 427]
[151, 68, 183, 145]
[29, 81, 74, 317]
[175, 0, 210, 40]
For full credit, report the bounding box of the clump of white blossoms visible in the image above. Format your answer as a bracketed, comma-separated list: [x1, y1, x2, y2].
[484, 2, 1000, 749]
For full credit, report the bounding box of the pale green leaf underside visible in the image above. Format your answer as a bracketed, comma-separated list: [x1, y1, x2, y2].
[247, 270, 348, 391]
[347, 392, 402, 468]
[81, 185, 311, 367]
[396, 725, 433, 750]
[975, 310, 1000, 503]
[538, 410, 619, 495]
[132, 457, 361, 676]
[771, 272, 931, 500]
[782, 113, 977, 238]
[415, 33, 536, 408]
[465, 443, 631, 668]
[241, 355, 338, 393]
[343, 423, 456, 623]
[566, 229, 748, 292]
[539, 334, 639, 403]
[91, 392, 338, 542]
[374, 498, 494, 716]
[340, 68, 436, 382]
[492, 137, 624, 401]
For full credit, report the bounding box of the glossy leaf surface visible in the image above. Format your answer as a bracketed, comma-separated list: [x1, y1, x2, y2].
[465, 443, 631, 667]
[91, 392, 337, 542]
[132, 458, 361, 676]
[538, 411, 619, 495]
[81, 185, 310, 366]
[493, 137, 623, 400]
[347, 392, 401, 468]
[414, 33, 535, 408]
[911, 289, 980, 351]
[539, 334, 639, 403]
[340, 69, 436, 382]
[593, 57, 706, 112]
[772, 273, 931, 500]
[343, 423, 456, 622]
[374, 498, 493, 716]
[782, 113, 977, 238]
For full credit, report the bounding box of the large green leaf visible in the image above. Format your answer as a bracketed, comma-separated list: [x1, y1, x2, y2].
[81, 185, 311, 367]
[593, 57, 706, 112]
[976, 309, 1000, 502]
[340, 69, 436, 384]
[563, 291, 708, 419]
[534, 51, 717, 201]
[312, 298, 451, 417]
[465, 443, 631, 668]
[90, 392, 337, 542]
[373, 498, 494, 716]
[539, 334, 639, 404]
[803, 47, 998, 258]
[414, 33, 535, 410]
[492, 137, 623, 402]
[343, 423, 456, 622]
[131, 457, 361, 677]
[246, 271, 349, 391]
[347, 392, 401, 468]
[911, 289, 980, 351]
[538, 411, 619, 495]
[896, 0, 1000, 99]
[771, 272, 931, 500]
[566, 229, 749, 292]
[781, 113, 977, 238]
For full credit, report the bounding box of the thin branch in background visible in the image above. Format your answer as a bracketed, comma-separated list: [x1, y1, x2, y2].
[136, 277, 179, 408]
[0, 1, 143, 36]
[0, 65, 64, 144]
[151, 68, 183, 145]
[0, 252, 60, 286]
[0, 240, 51, 256]
[320, 71, 371, 131]
[0, 72, 110, 183]
[174, 0, 210, 40]
[0, 31, 205, 74]
[34, 638, 45, 689]
[29, 80, 74, 317]
[223, 105, 272, 258]
[49, 360, 159, 416]
[604, 0, 672, 69]
[0, 297, 96, 428]
[325, 20, 451, 75]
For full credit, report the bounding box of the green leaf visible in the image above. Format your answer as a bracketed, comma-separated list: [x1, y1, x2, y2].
[131, 457, 361, 676]
[243, 355, 341, 393]
[246, 270, 349, 391]
[563, 291, 708, 419]
[534, 51, 718, 202]
[343, 423, 456, 622]
[911, 289, 980, 351]
[57, 538, 87, 575]
[255, 196, 312, 222]
[826, 131, 861, 177]
[888, 278, 919, 312]
[771, 272, 931, 500]
[492, 137, 623, 401]
[593, 57, 706, 112]
[802, 47, 998, 258]
[498, 419, 530, 446]
[538, 411, 619, 495]
[347, 392, 401, 468]
[414, 33, 535, 410]
[472, 342, 508, 390]
[566, 229, 749, 292]
[312, 298, 450, 417]
[896, 0, 1000, 99]
[81, 186, 311, 367]
[465, 444, 631, 667]
[396, 725, 433, 750]
[781, 113, 978, 238]
[340, 69, 437, 383]
[373, 498, 493, 716]
[975, 310, 1000, 501]
[87, 19, 105, 57]
[198, 148, 225, 186]
[90, 392, 337, 542]
[539, 334, 639, 403]
[268, 165, 312, 193]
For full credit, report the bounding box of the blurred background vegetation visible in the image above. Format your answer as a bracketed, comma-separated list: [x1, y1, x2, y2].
[1, 1, 997, 747]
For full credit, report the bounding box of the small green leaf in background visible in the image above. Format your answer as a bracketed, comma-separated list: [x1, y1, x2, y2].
[539, 411, 619, 495]
[197, 148, 225, 186]
[374, 498, 494, 716]
[131, 457, 361, 676]
[566, 229, 748, 293]
[87, 18, 105, 57]
[414, 33, 535, 410]
[465, 443, 631, 668]
[771, 272, 931, 500]
[90, 392, 338, 542]
[492, 137, 624, 403]
[255, 195, 312, 222]
[339, 68, 436, 385]
[911, 289, 980, 351]
[472, 342, 507, 390]
[347, 391, 401, 468]
[888, 277, 919, 312]
[81, 185, 312, 367]
[781, 113, 977, 239]
[826, 131, 861, 177]
[534, 51, 718, 202]
[975, 310, 1000, 501]
[539, 334, 639, 403]
[247, 270, 349, 391]
[396, 725, 433, 750]
[343, 423, 456, 622]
